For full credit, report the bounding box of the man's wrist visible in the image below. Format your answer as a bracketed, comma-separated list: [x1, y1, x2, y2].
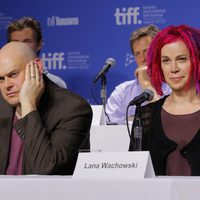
[21, 102, 37, 117]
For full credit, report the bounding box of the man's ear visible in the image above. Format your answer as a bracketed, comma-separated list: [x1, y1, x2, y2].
[34, 58, 43, 74]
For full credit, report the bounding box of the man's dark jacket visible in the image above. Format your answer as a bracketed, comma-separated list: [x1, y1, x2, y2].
[0, 76, 92, 175]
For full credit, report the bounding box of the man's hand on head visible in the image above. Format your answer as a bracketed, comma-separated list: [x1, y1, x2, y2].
[19, 59, 44, 117]
[134, 65, 150, 88]
[135, 65, 160, 102]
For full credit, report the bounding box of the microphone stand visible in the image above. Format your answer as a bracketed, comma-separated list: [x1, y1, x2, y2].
[131, 104, 143, 151]
[100, 74, 107, 115]
[100, 74, 117, 125]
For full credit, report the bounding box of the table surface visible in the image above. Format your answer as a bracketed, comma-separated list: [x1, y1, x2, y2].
[1, 126, 198, 200]
[0, 175, 200, 200]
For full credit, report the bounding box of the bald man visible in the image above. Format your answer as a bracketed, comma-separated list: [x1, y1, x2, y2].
[0, 42, 92, 175]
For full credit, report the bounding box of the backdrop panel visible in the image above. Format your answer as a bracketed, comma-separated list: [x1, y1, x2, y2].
[1, 0, 200, 103]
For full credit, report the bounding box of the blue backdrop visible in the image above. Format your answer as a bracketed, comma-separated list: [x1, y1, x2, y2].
[1, 0, 200, 104]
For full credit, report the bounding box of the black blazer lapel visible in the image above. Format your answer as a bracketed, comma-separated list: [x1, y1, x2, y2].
[0, 97, 14, 174]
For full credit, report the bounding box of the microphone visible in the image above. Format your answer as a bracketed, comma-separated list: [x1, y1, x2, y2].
[128, 89, 154, 106]
[93, 58, 116, 83]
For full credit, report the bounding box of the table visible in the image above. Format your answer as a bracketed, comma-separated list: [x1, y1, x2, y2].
[0, 176, 200, 200]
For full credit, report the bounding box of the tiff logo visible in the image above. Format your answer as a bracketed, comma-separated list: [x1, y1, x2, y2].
[114, 7, 142, 25]
[41, 52, 67, 70]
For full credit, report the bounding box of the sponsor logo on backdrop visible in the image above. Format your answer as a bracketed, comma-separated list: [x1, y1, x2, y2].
[0, 13, 13, 30]
[125, 53, 135, 67]
[142, 5, 166, 24]
[41, 51, 90, 70]
[41, 52, 66, 70]
[47, 16, 79, 26]
[115, 7, 142, 25]
[67, 51, 90, 69]
[114, 5, 166, 26]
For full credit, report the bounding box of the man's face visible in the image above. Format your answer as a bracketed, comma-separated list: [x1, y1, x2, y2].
[132, 36, 152, 66]
[0, 52, 26, 106]
[10, 27, 41, 54]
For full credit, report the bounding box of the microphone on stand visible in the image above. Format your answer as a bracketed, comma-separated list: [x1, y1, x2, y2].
[93, 58, 116, 83]
[92, 58, 116, 124]
[127, 89, 154, 151]
[128, 89, 154, 106]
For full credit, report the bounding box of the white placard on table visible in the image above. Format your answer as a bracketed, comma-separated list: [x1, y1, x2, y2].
[73, 151, 155, 178]
[91, 105, 106, 125]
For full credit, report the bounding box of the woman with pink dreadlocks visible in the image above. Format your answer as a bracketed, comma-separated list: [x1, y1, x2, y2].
[129, 25, 200, 176]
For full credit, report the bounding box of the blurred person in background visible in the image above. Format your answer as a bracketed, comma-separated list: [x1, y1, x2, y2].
[106, 25, 171, 124]
[7, 16, 67, 88]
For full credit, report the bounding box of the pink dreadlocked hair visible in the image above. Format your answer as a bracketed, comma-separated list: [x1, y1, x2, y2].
[147, 24, 200, 95]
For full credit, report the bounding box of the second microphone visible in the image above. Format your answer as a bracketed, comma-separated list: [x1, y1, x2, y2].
[93, 58, 116, 83]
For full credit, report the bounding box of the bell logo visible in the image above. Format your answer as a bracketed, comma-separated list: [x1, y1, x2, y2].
[47, 16, 56, 26]
[114, 7, 142, 25]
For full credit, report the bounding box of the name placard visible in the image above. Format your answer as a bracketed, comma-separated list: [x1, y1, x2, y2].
[73, 151, 155, 178]
[91, 105, 106, 125]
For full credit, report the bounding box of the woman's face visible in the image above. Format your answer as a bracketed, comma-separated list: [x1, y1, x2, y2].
[161, 40, 192, 93]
